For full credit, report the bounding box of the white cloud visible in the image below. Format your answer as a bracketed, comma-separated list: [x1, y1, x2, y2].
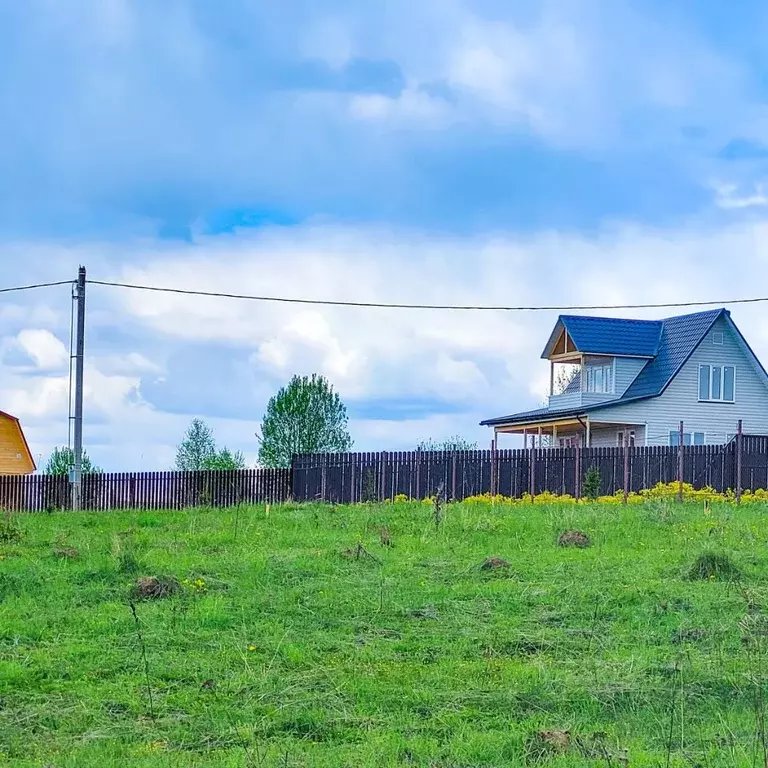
[13, 329, 69, 370]
[714, 182, 768, 209]
[4, 215, 768, 468]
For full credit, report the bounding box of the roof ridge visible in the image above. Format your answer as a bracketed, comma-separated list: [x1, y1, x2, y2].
[660, 307, 725, 323]
[560, 314, 662, 325]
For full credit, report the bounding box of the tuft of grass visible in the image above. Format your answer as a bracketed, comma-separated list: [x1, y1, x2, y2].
[687, 550, 742, 581]
[112, 532, 143, 574]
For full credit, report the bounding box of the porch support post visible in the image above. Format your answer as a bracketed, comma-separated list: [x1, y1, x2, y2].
[537, 426, 542, 449]
[553, 424, 558, 446]
[585, 417, 591, 447]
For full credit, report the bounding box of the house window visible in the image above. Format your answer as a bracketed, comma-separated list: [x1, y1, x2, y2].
[617, 430, 635, 447]
[585, 362, 614, 394]
[669, 431, 705, 447]
[560, 436, 579, 448]
[698, 365, 735, 402]
[712, 332, 724, 346]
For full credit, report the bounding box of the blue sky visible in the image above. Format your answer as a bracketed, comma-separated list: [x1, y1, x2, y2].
[3, 0, 768, 469]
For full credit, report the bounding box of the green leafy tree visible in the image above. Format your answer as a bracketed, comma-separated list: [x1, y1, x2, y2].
[175, 419, 217, 471]
[416, 436, 478, 452]
[203, 448, 246, 471]
[258, 374, 352, 468]
[45, 447, 101, 475]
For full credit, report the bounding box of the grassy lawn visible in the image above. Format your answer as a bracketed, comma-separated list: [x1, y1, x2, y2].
[1, 500, 768, 766]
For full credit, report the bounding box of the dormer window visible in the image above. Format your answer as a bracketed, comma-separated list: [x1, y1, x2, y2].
[585, 361, 614, 394]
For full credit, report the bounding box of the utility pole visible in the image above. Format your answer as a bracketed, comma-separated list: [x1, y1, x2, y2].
[72, 266, 86, 511]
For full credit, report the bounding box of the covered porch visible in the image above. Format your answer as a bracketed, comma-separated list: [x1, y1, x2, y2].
[493, 415, 645, 448]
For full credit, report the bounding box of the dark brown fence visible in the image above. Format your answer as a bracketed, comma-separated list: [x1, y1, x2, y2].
[3, 436, 767, 512]
[0, 468, 290, 512]
[292, 437, 768, 503]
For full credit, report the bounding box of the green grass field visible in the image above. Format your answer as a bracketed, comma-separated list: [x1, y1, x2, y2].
[1, 499, 768, 766]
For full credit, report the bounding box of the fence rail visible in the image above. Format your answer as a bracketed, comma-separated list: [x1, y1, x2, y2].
[0, 468, 290, 512]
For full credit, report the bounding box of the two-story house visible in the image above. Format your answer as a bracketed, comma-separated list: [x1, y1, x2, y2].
[481, 308, 768, 447]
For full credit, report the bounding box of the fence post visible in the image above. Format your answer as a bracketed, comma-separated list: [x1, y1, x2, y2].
[490, 438, 497, 497]
[737, 419, 743, 505]
[415, 448, 421, 500]
[574, 441, 581, 500]
[451, 450, 457, 501]
[677, 420, 684, 503]
[320, 454, 327, 502]
[529, 439, 536, 501]
[623, 442, 630, 504]
[380, 451, 387, 502]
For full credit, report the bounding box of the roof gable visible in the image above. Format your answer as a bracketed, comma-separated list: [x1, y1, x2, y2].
[541, 315, 662, 359]
[620, 309, 725, 400]
[0, 410, 36, 473]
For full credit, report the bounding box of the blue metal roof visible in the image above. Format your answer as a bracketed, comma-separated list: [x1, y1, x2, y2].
[482, 308, 730, 427]
[621, 308, 724, 399]
[542, 315, 662, 358]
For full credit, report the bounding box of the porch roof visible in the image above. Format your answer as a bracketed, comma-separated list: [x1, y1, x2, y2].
[481, 402, 611, 428]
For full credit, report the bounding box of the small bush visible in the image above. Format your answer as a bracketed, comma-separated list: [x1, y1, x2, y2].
[0, 511, 22, 543]
[583, 466, 601, 500]
[687, 551, 741, 581]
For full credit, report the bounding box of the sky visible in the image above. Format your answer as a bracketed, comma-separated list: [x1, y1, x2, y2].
[4, 0, 768, 470]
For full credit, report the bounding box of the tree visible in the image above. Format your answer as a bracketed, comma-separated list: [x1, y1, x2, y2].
[416, 436, 478, 452]
[553, 365, 579, 395]
[45, 447, 101, 475]
[176, 419, 249, 471]
[203, 447, 246, 471]
[175, 419, 217, 471]
[258, 374, 352, 468]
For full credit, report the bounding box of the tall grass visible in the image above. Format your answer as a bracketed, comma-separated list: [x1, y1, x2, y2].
[0, 500, 767, 765]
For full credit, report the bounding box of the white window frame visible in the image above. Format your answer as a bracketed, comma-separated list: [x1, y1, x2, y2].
[617, 430, 635, 447]
[584, 359, 615, 395]
[712, 332, 724, 346]
[698, 364, 736, 403]
[669, 431, 706, 447]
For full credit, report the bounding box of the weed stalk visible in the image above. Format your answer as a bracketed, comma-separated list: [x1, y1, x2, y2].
[128, 601, 155, 720]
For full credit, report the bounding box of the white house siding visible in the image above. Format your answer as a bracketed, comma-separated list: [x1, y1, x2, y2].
[589, 425, 647, 447]
[592, 316, 768, 445]
[614, 357, 649, 396]
[555, 425, 646, 447]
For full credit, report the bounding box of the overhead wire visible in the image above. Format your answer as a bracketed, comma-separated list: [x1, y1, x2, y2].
[0, 280, 74, 294]
[0, 276, 767, 314]
[86, 278, 768, 313]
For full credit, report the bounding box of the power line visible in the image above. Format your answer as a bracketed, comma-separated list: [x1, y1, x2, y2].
[88, 278, 768, 313]
[0, 280, 73, 295]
